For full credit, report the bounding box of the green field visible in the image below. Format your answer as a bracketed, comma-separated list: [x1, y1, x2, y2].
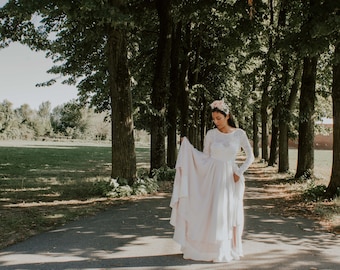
[0, 140, 152, 201]
[0, 140, 152, 249]
[0, 140, 336, 249]
[0, 140, 333, 203]
[289, 149, 332, 181]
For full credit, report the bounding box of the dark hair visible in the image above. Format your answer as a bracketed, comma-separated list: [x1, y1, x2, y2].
[211, 107, 237, 128]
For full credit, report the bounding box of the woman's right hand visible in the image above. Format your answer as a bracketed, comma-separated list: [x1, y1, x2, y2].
[233, 173, 240, 183]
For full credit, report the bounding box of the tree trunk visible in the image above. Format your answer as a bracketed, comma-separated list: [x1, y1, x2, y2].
[186, 33, 201, 149]
[253, 103, 260, 158]
[178, 24, 191, 138]
[260, 0, 274, 162]
[193, 35, 203, 150]
[278, 118, 289, 172]
[167, 21, 181, 168]
[200, 94, 207, 150]
[277, 64, 289, 173]
[326, 41, 340, 198]
[150, 0, 172, 172]
[107, 28, 136, 184]
[276, 0, 289, 172]
[268, 105, 279, 166]
[278, 63, 301, 172]
[295, 57, 317, 179]
[261, 76, 270, 162]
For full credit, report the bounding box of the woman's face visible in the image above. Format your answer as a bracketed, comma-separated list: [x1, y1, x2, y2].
[212, 111, 229, 130]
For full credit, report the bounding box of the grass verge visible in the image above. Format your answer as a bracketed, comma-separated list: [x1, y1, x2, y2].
[0, 141, 338, 250]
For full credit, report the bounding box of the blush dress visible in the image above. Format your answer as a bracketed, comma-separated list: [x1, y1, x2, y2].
[170, 128, 254, 262]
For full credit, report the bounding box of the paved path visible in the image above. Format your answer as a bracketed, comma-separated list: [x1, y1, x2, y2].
[0, 166, 339, 270]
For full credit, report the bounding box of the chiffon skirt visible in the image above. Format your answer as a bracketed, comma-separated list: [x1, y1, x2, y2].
[170, 138, 245, 262]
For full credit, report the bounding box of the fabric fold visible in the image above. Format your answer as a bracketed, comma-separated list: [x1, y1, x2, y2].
[170, 137, 236, 262]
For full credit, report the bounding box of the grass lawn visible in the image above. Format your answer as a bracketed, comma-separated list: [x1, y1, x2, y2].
[0, 140, 151, 249]
[0, 140, 338, 250]
[289, 148, 332, 180]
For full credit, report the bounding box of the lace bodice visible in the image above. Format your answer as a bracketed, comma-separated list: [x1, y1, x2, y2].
[203, 128, 254, 176]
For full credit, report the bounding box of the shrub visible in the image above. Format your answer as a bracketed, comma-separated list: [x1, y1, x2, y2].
[151, 166, 176, 182]
[303, 180, 327, 202]
[60, 179, 112, 199]
[132, 177, 159, 196]
[108, 177, 158, 198]
[61, 167, 173, 200]
[91, 179, 112, 197]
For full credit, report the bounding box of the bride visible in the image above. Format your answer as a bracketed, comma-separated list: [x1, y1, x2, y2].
[170, 99, 254, 262]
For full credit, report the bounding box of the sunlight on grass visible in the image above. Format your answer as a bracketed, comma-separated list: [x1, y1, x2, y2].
[0, 141, 153, 249]
[45, 214, 65, 219]
[0, 141, 337, 250]
[3, 198, 108, 208]
[289, 149, 332, 182]
[1, 187, 51, 192]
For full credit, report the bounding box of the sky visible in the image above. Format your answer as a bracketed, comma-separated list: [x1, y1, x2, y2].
[0, 43, 78, 110]
[0, 0, 78, 110]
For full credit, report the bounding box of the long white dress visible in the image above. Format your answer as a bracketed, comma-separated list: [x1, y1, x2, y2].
[170, 128, 254, 262]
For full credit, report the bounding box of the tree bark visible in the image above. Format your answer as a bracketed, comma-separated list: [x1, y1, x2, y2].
[167, 21, 181, 168]
[276, 0, 290, 172]
[261, 73, 270, 162]
[200, 94, 207, 151]
[194, 35, 204, 150]
[295, 57, 317, 179]
[253, 103, 260, 158]
[326, 41, 340, 198]
[277, 58, 289, 173]
[178, 24, 191, 138]
[260, 0, 274, 162]
[278, 118, 289, 172]
[107, 28, 136, 183]
[278, 63, 301, 172]
[268, 105, 279, 166]
[150, 0, 172, 172]
[187, 33, 201, 149]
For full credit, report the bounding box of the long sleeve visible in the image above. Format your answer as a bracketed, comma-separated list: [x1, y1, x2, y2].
[233, 130, 254, 177]
[203, 130, 213, 156]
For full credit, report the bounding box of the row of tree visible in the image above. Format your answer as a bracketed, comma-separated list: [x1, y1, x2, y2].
[0, 0, 339, 197]
[0, 100, 110, 140]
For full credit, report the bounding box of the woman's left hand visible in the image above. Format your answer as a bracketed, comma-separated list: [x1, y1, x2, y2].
[233, 173, 240, 183]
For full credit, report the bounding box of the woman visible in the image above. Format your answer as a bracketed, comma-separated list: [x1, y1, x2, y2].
[170, 99, 254, 262]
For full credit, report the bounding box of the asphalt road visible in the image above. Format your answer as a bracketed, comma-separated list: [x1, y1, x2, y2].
[0, 168, 339, 270]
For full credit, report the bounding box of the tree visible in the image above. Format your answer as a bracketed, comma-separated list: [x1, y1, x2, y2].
[327, 40, 340, 198]
[0, 0, 136, 182]
[268, 105, 279, 166]
[150, 0, 172, 172]
[107, 24, 136, 182]
[294, 0, 324, 179]
[167, 21, 182, 168]
[252, 102, 260, 158]
[295, 56, 317, 178]
[274, 0, 300, 172]
[260, 0, 275, 162]
[62, 101, 88, 135]
[278, 63, 301, 172]
[0, 100, 18, 139]
[34, 101, 53, 137]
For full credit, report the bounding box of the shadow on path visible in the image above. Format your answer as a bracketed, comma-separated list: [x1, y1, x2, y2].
[0, 163, 339, 270]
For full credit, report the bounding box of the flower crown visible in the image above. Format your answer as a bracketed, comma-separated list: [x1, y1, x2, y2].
[210, 99, 230, 115]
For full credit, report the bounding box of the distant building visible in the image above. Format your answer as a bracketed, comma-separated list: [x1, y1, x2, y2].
[289, 118, 333, 150]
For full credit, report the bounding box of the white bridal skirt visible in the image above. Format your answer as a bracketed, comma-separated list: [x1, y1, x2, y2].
[170, 138, 245, 262]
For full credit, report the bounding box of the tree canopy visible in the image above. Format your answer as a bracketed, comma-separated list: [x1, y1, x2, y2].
[1, 0, 339, 197]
